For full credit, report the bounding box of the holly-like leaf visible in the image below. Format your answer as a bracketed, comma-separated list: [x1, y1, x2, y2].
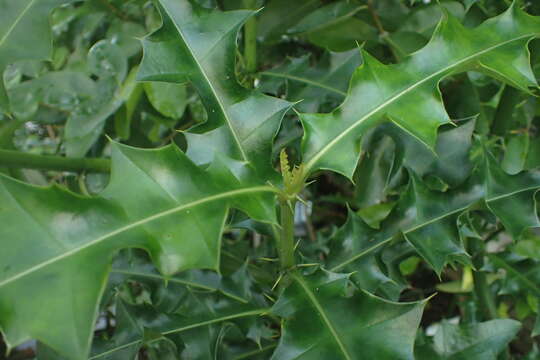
[257, 0, 322, 43]
[110, 252, 253, 306]
[415, 319, 521, 359]
[88, 300, 145, 360]
[0, 0, 74, 112]
[0, 142, 277, 359]
[137, 0, 292, 177]
[89, 298, 268, 360]
[271, 270, 426, 359]
[329, 147, 540, 274]
[484, 150, 540, 239]
[385, 118, 476, 188]
[328, 209, 404, 300]
[287, 2, 376, 52]
[300, 4, 539, 180]
[259, 50, 361, 112]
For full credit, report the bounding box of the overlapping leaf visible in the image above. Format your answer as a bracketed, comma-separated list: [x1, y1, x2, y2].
[0, 142, 276, 359]
[328, 209, 404, 300]
[328, 147, 540, 275]
[87, 297, 268, 360]
[137, 0, 292, 177]
[270, 270, 426, 359]
[415, 319, 521, 359]
[0, 0, 74, 112]
[299, 4, 540, 180]
[259, 50, 361, 112]
[287, 1, 376, 52]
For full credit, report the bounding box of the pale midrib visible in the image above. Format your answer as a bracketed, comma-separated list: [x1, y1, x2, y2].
[110, 269, 249, 303]
[297, 5, 367, 36]
[260, 71, 347, 96]
[303, 33, 536, 174]
[294, 274, 352, 360]
[0, 186, 275, 288]
[331, 185, 540, 271]
[489, 255, 540, 297]
[0, 0, 36, 48]
[163, 4, 248, 162]
[88, 308, 267, 359]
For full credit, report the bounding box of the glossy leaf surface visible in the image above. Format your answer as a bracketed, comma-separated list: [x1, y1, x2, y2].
[271, 270, 426, 359]
[415, 319, 521, 359]
[138, 0, 292, 176]
[0, 143, 276, 359]
[0, 0, 73, 112]
[329, 148, 540, 274]
[300, 5, 540, 179]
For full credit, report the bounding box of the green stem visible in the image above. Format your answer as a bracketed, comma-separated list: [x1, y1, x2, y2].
[469, 236, 498, 321]
[0, 149, 111, 173]
[243, 0, 257, 77]
[279, 199, 296, 270]
[472, 270, 498, 320]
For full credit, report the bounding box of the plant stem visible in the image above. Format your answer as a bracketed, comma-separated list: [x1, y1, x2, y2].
[469, 234, 499, 321]
[367, 0, 385, 35]
[279, 199, 296, 270]
[472, 270, 498, 320]
[0, 149, 111, 173]
[243, 0, 258, 78]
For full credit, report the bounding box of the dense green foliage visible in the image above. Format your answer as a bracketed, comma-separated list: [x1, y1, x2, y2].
[1, 0, 540, 359]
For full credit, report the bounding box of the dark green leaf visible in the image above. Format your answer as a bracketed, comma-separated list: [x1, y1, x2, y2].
[271, 270, 426, 359]
[300, 5, 539, 180]
[0, 142, 276, 359]
[415, 319, 521, 359]
[137, 0, 292, 177]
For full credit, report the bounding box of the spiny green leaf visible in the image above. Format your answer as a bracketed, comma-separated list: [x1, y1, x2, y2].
[490, 254, 540, 298]
[0, 0, 74, 112]
[0, 143, 277, 359]
[110, 253, 253, 305]
[259, 50, 361, 112]
[415, 319, 521, 359]
[329, 147, 540, 274]
[300, 4, 539, 180]
[271, 270, 426, 360]
[385, 118, 476, 188]
[329, 209, 404, 300]
[484, 150, 540, 239]
[257, 0, 322, 43]
[287, 2, 376, 52]
[87, 300, 144, 360]
[137, 0, 292, 177]
[88, 297, 267, 360]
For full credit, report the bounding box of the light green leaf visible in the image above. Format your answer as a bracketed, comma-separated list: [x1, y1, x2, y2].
[0, 0, 74, 112]
[144, 82, 187, 119]
[0, 142, 277, 359]
[64, 48, 133, 157]
[300, 4, 539, 180]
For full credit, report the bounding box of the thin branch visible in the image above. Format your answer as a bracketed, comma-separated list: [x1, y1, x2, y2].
[0, 149, 111, 173]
